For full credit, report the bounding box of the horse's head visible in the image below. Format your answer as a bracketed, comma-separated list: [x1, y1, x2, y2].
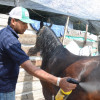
[37, 26, 62, 48]
[28, 26, 62, 56]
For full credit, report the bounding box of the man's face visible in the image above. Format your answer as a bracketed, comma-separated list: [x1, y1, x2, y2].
[11, 18, 28, 34]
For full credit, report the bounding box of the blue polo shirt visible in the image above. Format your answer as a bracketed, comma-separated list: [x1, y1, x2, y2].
[0, 25, 29, 92]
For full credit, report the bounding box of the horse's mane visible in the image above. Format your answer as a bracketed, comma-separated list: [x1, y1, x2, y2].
[36, 26, 65, 58]
[38, 26, 62, 45]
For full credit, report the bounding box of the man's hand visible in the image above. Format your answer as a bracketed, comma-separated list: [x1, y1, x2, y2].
[59, 77, 77, 92]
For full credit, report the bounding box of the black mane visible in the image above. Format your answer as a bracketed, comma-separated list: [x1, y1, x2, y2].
[36, 26, 66, 58]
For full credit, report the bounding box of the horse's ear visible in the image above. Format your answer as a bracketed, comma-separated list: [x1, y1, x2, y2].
[49, 23, 52, 28]
[40, 21, 44, 29]
[35, 21, 43, 35]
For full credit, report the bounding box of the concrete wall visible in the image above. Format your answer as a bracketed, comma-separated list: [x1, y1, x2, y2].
[0, 14, 44, 100]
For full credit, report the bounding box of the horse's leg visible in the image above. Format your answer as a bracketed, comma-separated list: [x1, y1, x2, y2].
[40, 81, 57, 100]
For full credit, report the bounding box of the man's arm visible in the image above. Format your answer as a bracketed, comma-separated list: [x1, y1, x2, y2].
[21, 60, 77, 92]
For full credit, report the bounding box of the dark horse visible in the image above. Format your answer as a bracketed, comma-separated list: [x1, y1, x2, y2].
[28, 26, 100, 100]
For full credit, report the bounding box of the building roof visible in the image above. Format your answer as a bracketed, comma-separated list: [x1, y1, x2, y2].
[0, 0, 100, 35]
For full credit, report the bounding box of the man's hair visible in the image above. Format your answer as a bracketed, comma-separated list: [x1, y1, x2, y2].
[8, 17, 20, 25]
[8, 17, 11, 25]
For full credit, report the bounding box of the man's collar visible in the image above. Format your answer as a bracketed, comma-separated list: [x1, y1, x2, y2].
[7, 25, 19, 38]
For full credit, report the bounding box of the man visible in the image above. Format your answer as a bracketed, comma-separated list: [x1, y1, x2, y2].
[0, 7, 77, 100]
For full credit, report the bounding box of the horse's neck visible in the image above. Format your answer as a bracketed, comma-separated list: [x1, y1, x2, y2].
[41, 45, 64, 70]
[41, 32, 62, 57]
[42, 43, 63, 55]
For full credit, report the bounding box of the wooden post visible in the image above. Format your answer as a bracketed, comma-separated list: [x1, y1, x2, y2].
[62, 16, 70, 45]
[83, 24, 88, 47]
[97, 35, 100, 55]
